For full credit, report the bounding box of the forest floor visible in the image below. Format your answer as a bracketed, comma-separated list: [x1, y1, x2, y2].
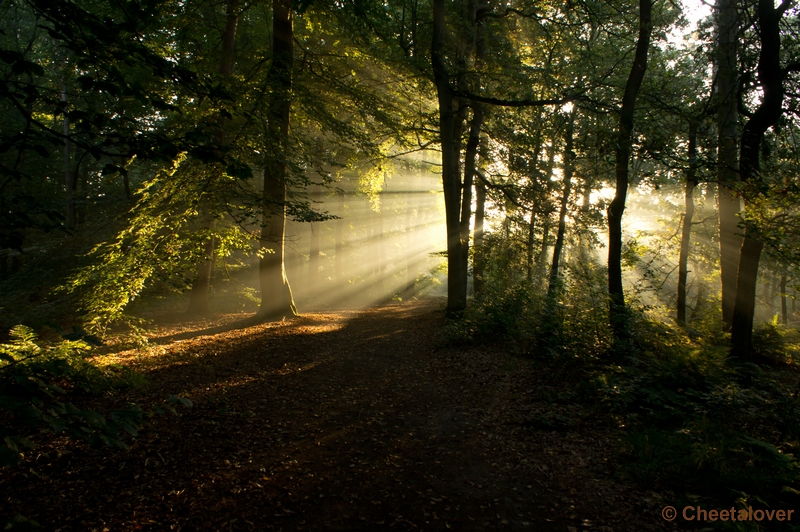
[1, 299, 685, 531]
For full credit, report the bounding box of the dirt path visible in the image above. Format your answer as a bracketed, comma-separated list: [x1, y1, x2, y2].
[1, 300, 678, 531]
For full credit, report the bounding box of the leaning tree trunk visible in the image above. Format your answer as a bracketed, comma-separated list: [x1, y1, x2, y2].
[548, 108, 576, 299]
[607, 0, 652, 337]
[432, 0, 467, 316]
[730, 0, 787, 360]
[258, 0, 297, 319]
[716, 0, 741, 330]
[677, 119, 699, 326]
[187, 0, 239, 315]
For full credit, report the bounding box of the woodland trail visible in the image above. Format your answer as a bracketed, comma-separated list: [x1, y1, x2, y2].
[2, 300, 678, 531]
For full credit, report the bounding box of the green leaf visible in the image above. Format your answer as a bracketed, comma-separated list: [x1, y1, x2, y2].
[1, 514, 41, 531]
[120, 422, 138, 437]
[178, 397, 193, 409]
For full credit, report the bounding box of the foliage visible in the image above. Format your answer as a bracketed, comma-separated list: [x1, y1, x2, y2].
[0, 325, 191, 468]
[450, 234, 800, 514]
[597, 316, 800, 513]
[62, 156, 256, 333]
[452, 246, 611, 357]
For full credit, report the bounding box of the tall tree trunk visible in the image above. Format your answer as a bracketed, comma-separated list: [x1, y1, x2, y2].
[473, 173, 486, 296]
[716, 0, 741, 330]
[308, 187, 321, 290]
[781, 272, 788, 325]
[458, 1, 485, 295]
[187, 0, 239, 315]
[335, 190, 344, 284]
[677, 119, 699, 326]
[460, 104, 482, 291]
[378, 200, 386, 294]
[548, 109, 576, 298]
[526, 207, 537, 282]
[607, 0, 652, 336]
[258, 0, 296, 319]
[691, 269, 707, 321]
[61, 82, 76, 227]
[473, 133, 488, 296]
[537, 144, 557, 282]
[730, 0, 786, 359]
[432, 0, 467, 316]
[404, 192, 414, 297]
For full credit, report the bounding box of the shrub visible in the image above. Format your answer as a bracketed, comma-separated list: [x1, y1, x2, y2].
[0, 325, 191, 468]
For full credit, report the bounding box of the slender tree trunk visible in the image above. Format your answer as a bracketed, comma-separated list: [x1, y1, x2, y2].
[548, 109, 576, 298]
[335, 190, 344, 284]
[716, 0, 741, 330]
[460, 104, 482, 289]
[607, 0, 652, 336]
[526, 207, 537, 282]
[473, 133, 488, 296]
[188, 222, 216, 313]
[432, 0, 467, 316]
[187, 0, 239, 315]
[473, 174, 486, 296]
[730, 0, 786, 359]
[781, 272, 788, 325]
[308, 187, 321, 290]
[537, 144, 557, 282]
[378, 200, 386, 294]
[404, 193, 414, 297]
[61, 82, 76, 227]
[677, 120, 699, 326]
[258, 0, 296, 319]
[458, 2, 485, 296]
[691, 270, 707, 321]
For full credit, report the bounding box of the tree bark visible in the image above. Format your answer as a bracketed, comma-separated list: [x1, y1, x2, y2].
[335, 190, 344, 284]
[432, 0, 467, 316]
[607, 0, 652, 336]
[187, 0, 239, 315]
[473, 173, 486, 296]
[61, 82, 76, 227]
[537, 143, 557, 282]
[460, 104, 482, 290]
[677, 119, 699, 326]
[258, 0, 297, 319]
[308, 187, 321, 290]
[781, 272, 788, 325]
[715, 0, 741, 329]
[526, 207, 537, 283]
[730, 0, 786, 359]
[548, 109, 576, 298]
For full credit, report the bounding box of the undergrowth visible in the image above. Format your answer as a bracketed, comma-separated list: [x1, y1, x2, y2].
[0, 325, 192, 529]
[449, 266, 800, 529]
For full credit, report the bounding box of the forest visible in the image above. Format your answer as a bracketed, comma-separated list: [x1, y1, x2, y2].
[2, 0, 800, 529]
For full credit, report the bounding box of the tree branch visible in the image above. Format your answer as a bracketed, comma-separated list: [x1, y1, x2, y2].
[451, 89, 585, 108]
